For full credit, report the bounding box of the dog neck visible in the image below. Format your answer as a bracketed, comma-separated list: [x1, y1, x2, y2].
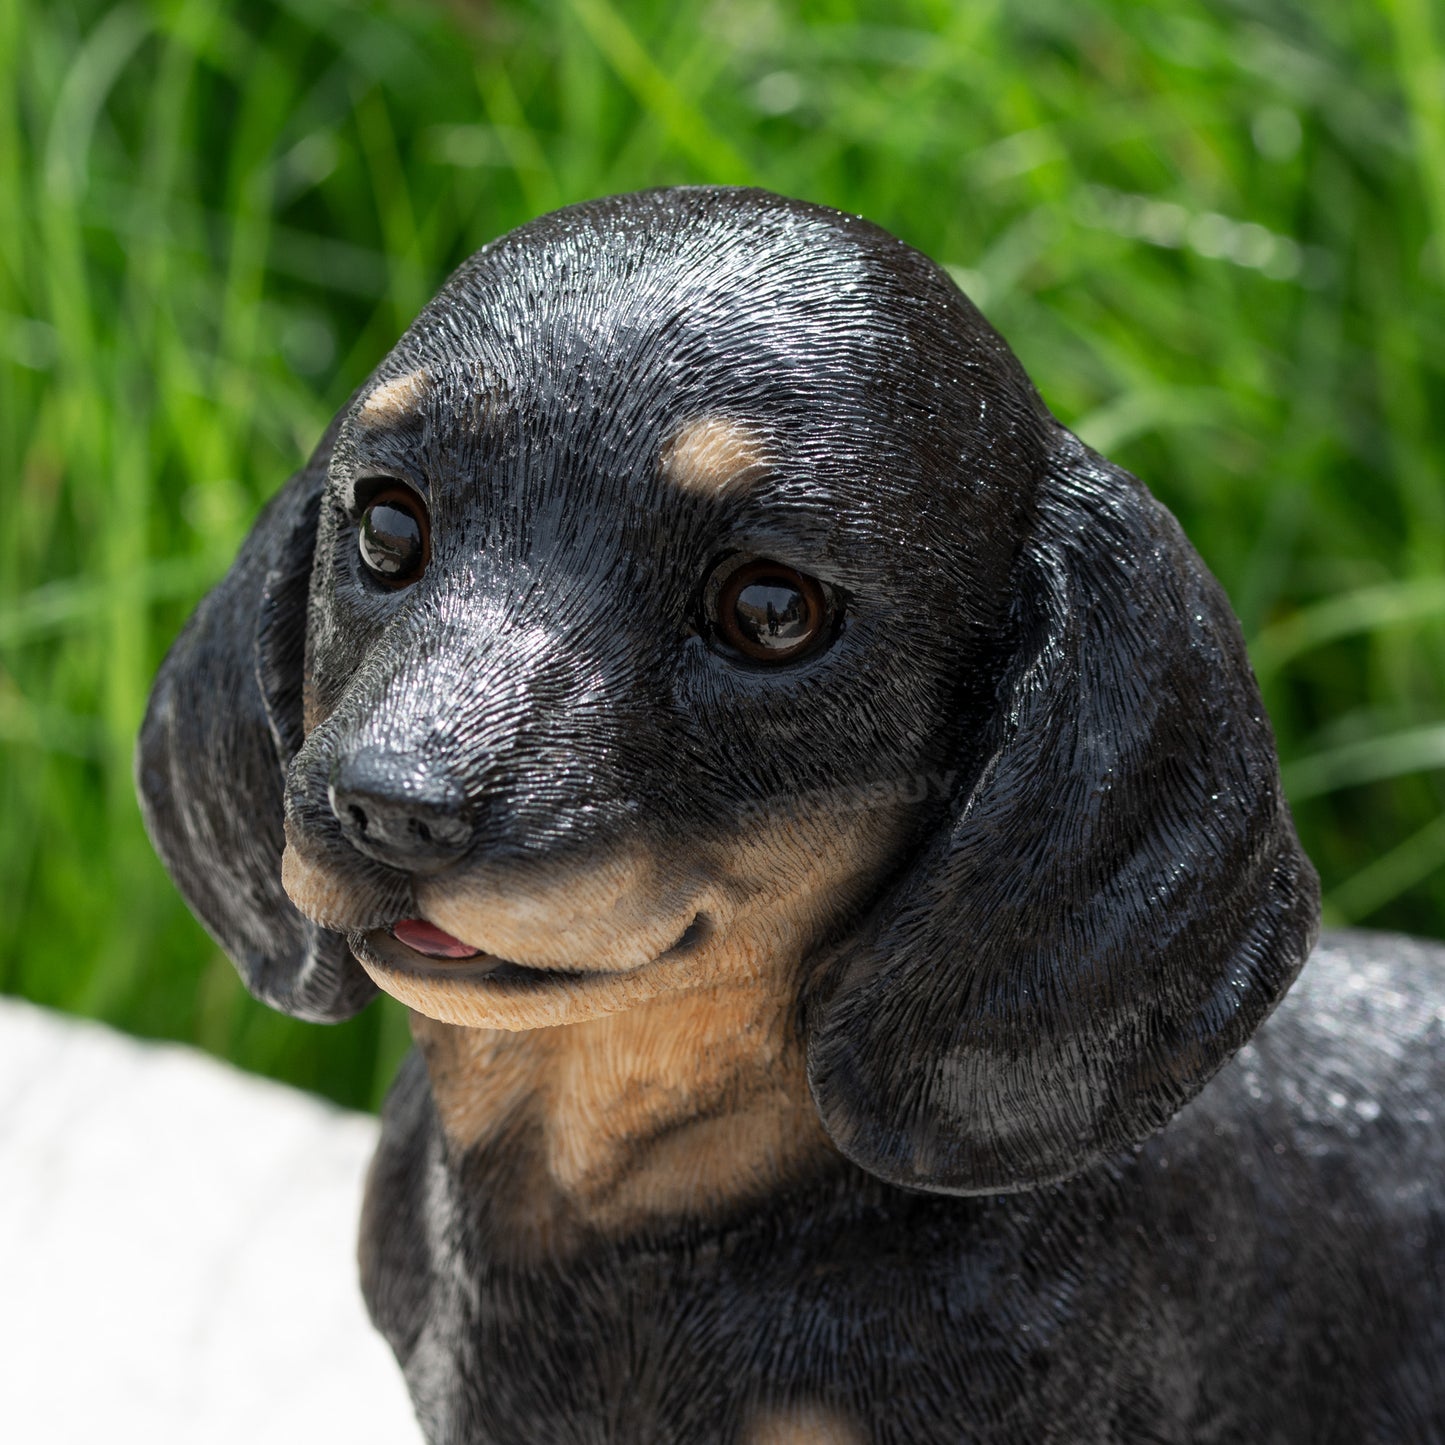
[408, 972, 838, 1251]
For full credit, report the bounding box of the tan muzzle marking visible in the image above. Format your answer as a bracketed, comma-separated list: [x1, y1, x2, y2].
[281, 839, 374, 932]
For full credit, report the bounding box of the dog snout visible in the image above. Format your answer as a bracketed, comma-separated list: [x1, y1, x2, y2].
[328, 747, 472, 874]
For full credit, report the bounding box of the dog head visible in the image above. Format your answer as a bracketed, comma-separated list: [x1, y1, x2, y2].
[138, 187, 1318, 1193]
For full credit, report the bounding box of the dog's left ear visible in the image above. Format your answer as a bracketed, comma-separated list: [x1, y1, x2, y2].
[136, 418, 375, 1022]
[804, 433, 1319, 1194]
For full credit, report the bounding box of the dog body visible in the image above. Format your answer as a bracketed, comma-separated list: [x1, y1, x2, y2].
[365, 933, 1445, 1445]
[138, 189, 1444, 1443]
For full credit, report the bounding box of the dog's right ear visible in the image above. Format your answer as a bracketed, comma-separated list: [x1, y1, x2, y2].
[136, 418, 375, 1022]
[803, 435, 1318, 1194]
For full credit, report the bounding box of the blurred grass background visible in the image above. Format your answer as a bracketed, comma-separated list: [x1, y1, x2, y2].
[2, 0, 1442, 1111]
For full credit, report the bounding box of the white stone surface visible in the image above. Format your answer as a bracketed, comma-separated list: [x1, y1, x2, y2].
[0, 998, 421, 1443]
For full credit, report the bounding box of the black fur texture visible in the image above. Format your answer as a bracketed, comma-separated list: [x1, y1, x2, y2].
[138, 188, 1444, 1442]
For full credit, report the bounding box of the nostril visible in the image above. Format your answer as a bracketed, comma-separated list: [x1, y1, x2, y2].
[327, 747, 473, 872]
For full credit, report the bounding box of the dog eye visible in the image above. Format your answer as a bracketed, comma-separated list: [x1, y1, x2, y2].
[358, 485, 430, 587]
[704, 557, 833, 664]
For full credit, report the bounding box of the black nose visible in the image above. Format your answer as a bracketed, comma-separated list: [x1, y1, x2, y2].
[328, 748, 473, 873]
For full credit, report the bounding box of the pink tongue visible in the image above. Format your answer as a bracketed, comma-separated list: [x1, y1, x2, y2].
[392, 918, 484, 960]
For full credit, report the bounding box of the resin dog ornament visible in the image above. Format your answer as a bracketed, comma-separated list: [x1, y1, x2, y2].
[138, 188, 1444, 1443]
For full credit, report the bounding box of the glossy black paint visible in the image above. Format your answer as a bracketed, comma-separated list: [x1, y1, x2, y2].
[136, 188, 1445, 1441]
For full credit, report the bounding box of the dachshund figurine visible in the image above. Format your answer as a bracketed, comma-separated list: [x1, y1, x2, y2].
[137, 188, 1444, 1444]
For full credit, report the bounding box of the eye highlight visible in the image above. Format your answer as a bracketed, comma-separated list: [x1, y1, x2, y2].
[358, 484, 430, 587]
[703, 556, 835, 665]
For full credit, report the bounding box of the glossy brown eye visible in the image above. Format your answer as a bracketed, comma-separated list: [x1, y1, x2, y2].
[358, 485, 429, 587]
[706, 557, 833, 664]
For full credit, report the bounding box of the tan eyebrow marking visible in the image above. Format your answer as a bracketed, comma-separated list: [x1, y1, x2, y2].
[659, 415, 770, 497]
[744, 1405, 867, 1445]
[358, 369, 432, 426]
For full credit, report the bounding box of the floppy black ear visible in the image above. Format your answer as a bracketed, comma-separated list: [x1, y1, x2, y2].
[805, 433, 1319, 1194]
[136, 420, 375, 1022]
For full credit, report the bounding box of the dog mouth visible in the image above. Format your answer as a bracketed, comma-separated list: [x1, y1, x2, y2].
[351, 914, 708, 990]
[393, 917, 493, 961]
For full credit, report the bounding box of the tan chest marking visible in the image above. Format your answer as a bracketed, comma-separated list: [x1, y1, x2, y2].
[410, 964, 833, 1246]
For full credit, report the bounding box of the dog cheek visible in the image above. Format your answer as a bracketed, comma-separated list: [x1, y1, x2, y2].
[700, 796, 924, 972]
[302, 672, 330, 736]
[300, 524, 386, 738]
[301, 611, 367, 738]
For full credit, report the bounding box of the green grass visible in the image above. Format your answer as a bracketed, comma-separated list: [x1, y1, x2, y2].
[2, 0, 1442, 1110]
